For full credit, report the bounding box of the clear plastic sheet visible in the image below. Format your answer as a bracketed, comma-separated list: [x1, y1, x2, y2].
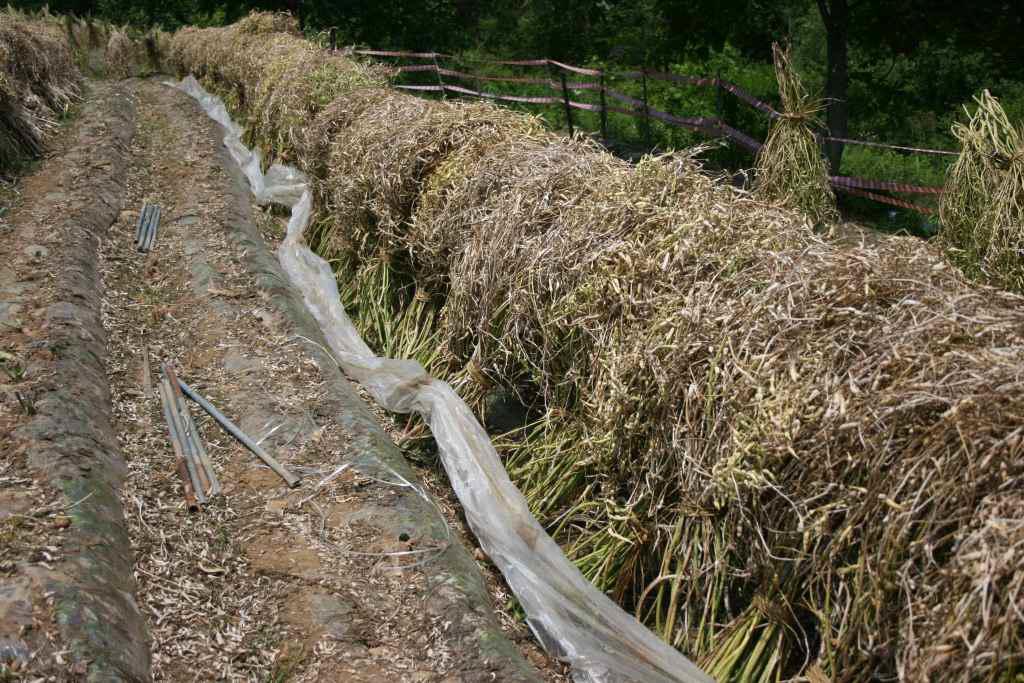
[171, 75, 712, 683]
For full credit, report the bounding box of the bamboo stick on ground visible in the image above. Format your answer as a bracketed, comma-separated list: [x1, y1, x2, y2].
[160, 368, 208, 503]
[141, 344, 153, 395]
[157, 375, 199, 510]
[137, 204, 157, 252]
[165, 364, 222, 497]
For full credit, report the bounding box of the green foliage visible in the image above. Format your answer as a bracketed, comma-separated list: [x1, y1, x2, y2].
[9, 0, 1023, 226]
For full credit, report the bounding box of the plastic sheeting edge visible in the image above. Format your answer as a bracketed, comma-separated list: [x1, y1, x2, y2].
[171, 74, 713, 683]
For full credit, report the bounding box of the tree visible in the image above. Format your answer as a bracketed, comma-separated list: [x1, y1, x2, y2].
[816, 0, 847, 172]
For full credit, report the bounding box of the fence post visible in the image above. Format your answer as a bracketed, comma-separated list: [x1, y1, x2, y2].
[599, 71, 608, 142]
[560, 71, 575, 137]
[641, 68, 652, 148]
[329, 27, 336, 51]
[432, 53, 446, 100]
[715, 70, 724, 122]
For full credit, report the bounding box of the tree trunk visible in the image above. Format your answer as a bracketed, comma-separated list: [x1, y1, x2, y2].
[817, 0, 849, 174]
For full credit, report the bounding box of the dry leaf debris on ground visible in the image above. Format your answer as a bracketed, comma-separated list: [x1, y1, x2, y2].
[0, 87, 78, 681]
[99, 79, 564, 681]
[1, 80, 150, 680]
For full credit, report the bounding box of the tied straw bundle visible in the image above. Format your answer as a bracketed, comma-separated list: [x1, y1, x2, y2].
[105, 27, 137, 79]
[755, 43, 838, 227]
[940, 89, 1024, 292]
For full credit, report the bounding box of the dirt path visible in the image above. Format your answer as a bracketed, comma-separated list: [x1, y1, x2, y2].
[0, 77, 567, 681]
[99, 79, 563, 682]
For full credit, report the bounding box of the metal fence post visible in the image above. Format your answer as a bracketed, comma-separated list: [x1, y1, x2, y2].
[599, 71, 608, 141]
[329, 27, 336, 51]
[433, 53, 446, 99]
[560, 70, 575, 137]
[641, 68, 652, 148]
[715, 70, 724, 121]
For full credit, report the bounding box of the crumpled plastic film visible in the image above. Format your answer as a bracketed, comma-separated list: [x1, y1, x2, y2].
[172, 75, 712, 683]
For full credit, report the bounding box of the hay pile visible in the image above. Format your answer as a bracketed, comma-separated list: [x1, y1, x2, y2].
[941, 90, 1024, 292]
[104, 27, 137, 79]
[57, 15, 113, 76]
[167, 14, 386, 166]
[0, 8, 80, 174]
[170, 15, 1024, 681]
[755, 43, 837, 227]
[67, 15, 109, 54]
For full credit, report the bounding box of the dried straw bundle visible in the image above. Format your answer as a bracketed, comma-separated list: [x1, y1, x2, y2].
[940, 90, 1024, 292]
[236, 11, 299, 36]
[104, 28, 137, 79]
[755, 43, 837, 227]
[312, 92, 543, 356]
[249, 41, 387, 163]
[62, 13, 78, 49]
[168, 16, 385, 165]
[84, 17, 107, 49]
[62, 16, 110, 74]
[169, 18, 1024, 682]
[321, 93, 541, 258]
[433, 148, 1024, 681]
[0, 9, 80, 173]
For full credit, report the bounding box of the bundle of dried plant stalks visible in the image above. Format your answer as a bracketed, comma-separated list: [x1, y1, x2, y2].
[0, 8, 80, 173]
[104, 27, 139, 79]
[755, 43, 837, 227]
[941, 89, 1024, 292]
[168, 14, 1024, 682]
[0, 8, 152, 174]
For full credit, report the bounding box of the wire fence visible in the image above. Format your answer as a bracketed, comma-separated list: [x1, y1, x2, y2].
[343, 44, 958, 216]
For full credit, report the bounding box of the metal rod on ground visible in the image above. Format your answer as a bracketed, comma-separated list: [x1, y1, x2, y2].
[143, 205, 161, 252]
[559, 71, 575, 137]
[137, 204, 154, 252]
[159, 371, 207, 505]
[177, 378, 301, 488]
[134, 203, 150, 246]
[142, 204, 159, 252]
[157, 376, 199, 510]
[165, 364, 221, 497]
